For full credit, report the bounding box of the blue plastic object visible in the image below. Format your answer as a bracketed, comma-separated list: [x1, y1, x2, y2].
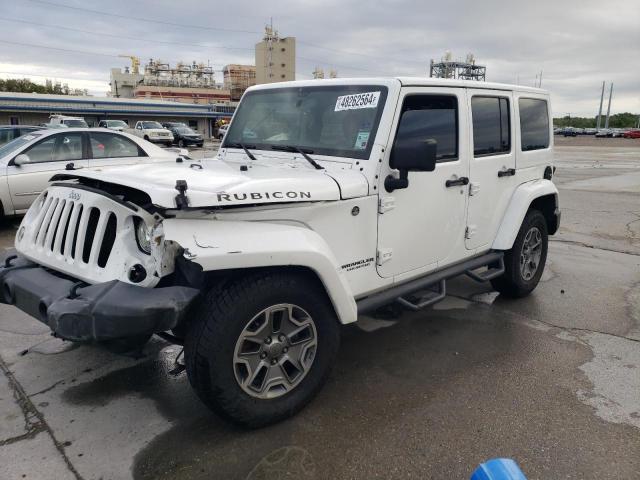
[470, 458, 528, 480]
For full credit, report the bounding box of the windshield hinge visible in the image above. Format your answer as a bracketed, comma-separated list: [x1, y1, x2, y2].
[377, 248, 393, 265]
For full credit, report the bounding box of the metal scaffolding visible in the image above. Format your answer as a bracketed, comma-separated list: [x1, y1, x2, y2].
[429, 52, 486, 81]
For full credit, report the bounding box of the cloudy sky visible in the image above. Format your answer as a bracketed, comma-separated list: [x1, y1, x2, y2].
[1, 0, 638, 116]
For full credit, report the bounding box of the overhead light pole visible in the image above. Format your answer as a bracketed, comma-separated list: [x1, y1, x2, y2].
[596, 81, 605, 130]
[604, 83, 613, 129]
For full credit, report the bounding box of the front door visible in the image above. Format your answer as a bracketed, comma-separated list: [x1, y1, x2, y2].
[6, 132, 89, 212]
[377, 88, 470, 278]
[465, 90, 516, 250]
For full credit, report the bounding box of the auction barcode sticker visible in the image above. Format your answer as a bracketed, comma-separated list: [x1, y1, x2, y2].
[335, 91, 381, 111]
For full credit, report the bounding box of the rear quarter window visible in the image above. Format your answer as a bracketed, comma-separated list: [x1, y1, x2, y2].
[519, 98, 549, 151]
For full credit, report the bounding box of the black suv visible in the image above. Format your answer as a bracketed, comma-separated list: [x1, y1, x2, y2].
[167, 126, 204, 148]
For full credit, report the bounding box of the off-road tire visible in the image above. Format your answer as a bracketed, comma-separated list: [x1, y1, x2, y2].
[491, 209, 548, 298]
[184, 271, 340, 428]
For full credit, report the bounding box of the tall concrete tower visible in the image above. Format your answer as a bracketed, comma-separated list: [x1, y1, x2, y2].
[255, 25, 296, 84]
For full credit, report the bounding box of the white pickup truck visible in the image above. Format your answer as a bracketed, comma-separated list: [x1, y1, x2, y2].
[1, 77, 559, 428]
[127, 121, 174, 146]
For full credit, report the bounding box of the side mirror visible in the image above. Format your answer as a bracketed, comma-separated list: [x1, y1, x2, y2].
[385, 138, 437, 192]
[13, 154, 31, 166]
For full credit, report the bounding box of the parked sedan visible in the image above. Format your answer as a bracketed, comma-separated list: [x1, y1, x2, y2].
[0, 125, 41, 146]
[0, 128, 179, 217]
[168, 126, 204, 148]
[595, 129, 613, 137]
[623, 129, 640, 139]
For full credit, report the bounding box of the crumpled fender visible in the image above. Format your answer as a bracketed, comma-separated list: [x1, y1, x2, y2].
[162, 219, 358, 324]
[492, 179, 559, 250]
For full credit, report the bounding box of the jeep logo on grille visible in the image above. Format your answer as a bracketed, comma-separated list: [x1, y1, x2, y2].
[68, 190, 81, 201]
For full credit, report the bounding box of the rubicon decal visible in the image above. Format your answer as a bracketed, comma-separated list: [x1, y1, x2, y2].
[217, 191, 312, 202]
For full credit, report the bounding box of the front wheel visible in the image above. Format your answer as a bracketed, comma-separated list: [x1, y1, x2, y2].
[178, 139, 185, 148]
[184, 272, 340, 428]
[491, 209, 548, 298]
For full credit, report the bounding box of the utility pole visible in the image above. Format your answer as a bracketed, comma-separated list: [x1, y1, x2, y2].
[604, 83, 613, 129]
[596, 81, 605, 130]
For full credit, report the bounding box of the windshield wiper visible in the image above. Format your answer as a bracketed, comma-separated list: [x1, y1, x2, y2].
[226, 142, 257, 161]
[271, 145, 324, 170]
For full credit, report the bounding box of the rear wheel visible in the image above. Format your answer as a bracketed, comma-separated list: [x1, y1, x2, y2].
[491, 209, 548, 298]
[185, 272, 340, 428]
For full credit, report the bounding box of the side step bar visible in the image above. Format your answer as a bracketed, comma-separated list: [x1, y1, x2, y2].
[357, 251, 504, 315]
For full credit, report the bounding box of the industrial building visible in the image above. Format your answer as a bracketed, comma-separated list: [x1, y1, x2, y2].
[255, 26, 296, 84]
[223, 64, 257, 101]
[0, 92, 234, 139]
[110, 58, 233, 104]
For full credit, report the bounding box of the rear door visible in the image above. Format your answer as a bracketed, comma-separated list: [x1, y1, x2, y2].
[87, 131, 147, 168]
[5, 132, 89, 211]
[465, 90, 516, 250]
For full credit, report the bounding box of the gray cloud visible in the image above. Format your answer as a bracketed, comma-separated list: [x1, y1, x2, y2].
[0, 0, 638, 116]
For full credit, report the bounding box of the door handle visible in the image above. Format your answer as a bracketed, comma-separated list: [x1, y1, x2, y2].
[497, 168, 516, 177]
[445, 176, 469, 188]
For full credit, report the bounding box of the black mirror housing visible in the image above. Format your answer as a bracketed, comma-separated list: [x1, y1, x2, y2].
[385, 139, 437, 192]
[390, 139, 437, 172]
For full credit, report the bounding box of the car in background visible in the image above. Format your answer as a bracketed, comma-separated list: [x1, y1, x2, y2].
[48, 115, 89, 128]
[595, 128, 612, 137]
[98, 120, 128, 131]
[161, 122, 188, 129]
[611, 128, 626, 138]
[166, 125, 204, 148]
[623, 129, 640, 139]
[0, 126, 41, 147]
[217, 124, 229, 140]
[562, 127, 577, 137]
[0, 128, 181, 217]
[553, 127, 563, 135]
[584, 128, 597, 135]
[574, 127, 585, 135]
[126, 121, 174, 146]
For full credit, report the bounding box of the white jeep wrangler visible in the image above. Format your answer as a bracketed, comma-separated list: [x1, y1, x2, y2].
[1, 78, 559, 427]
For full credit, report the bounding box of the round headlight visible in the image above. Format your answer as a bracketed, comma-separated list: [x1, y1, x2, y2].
[135, 219, 152, 254]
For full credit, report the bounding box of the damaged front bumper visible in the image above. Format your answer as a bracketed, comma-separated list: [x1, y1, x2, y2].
[0, 251, 199, 342]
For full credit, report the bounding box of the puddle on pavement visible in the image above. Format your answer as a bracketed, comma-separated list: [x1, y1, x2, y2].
[61, 345, 208, 422]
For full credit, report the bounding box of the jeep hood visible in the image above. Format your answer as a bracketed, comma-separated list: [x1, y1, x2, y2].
[52, 157, 369, 208]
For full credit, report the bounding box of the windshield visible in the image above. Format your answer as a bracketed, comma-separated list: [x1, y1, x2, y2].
[0, 133, 40, 158]
[224, 85, 388, 160]
[107, 120, 127, 127]
[141, 121, 163, 129]
[176, 127, 196, 134]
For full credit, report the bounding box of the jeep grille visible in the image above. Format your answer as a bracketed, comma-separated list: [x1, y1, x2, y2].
[16, 185, 158, 287]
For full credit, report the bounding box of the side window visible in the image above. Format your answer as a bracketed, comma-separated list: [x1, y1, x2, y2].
[394, 95, 458, 162]
[519, 98, 549, 151]
[89, 132, 144, 159]
[471, 96, 510, 156]
[24, 133, 84, 163]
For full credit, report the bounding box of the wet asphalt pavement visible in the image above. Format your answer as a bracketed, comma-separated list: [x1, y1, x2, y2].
[0, 137, 639, 479]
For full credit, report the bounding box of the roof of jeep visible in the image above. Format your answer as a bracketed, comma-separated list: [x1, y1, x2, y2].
[247, 77, 548, 95]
